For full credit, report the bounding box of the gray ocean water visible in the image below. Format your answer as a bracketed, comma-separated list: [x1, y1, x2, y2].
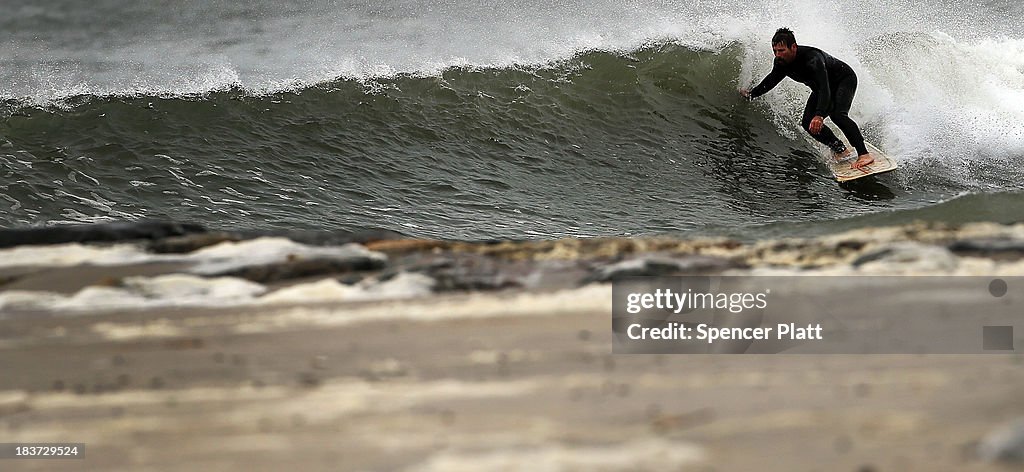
[1, 0, 1023, 240]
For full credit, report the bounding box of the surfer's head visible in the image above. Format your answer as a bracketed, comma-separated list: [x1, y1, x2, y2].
[771, 27, 798, 64]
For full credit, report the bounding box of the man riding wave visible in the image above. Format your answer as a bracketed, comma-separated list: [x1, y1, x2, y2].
[741, 28, 874, 170]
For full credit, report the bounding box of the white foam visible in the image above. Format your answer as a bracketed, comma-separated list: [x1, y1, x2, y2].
[0, 237, 386, 273]
[0, 275, 266, 313]
[256, 272, 435, 305]
[188, 237, 386, 275]
[0, 237, 405, 314]
[0, 270, 437, 314]
[9, 0, 1009, 100]
[0, 243, 169, 268]
[861, 34, 1024, 174]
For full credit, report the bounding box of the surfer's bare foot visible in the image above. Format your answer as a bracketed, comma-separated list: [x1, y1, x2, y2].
[832, 148, 853, 162]
[852, 153, 874, 169]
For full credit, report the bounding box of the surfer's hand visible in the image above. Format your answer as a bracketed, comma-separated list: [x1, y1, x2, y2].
[739, 88, 751, 100]
[809, 116, 824, 134]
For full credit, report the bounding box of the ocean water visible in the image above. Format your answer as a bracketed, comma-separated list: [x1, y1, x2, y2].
[1, 0, 1023, 241]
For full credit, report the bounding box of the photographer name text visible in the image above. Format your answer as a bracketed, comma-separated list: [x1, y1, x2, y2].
[626, 323, 823, 343]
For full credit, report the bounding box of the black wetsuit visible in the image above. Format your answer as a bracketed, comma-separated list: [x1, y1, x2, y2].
[749, 45, 867, 156]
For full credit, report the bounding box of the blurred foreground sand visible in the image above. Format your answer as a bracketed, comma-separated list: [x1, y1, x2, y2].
[2, 285, 1023, 471]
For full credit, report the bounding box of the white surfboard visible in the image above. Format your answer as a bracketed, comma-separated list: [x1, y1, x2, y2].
[823, 139, 897, 183]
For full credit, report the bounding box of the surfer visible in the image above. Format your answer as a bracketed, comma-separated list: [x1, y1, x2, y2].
[741, 28, 874, 169]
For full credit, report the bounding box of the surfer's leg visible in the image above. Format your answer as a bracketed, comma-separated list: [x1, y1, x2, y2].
[802, 93, 846, 154]
[830, 75, 869, 156]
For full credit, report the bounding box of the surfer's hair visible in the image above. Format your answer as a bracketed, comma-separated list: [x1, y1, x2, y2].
[772, 28, 796, 47]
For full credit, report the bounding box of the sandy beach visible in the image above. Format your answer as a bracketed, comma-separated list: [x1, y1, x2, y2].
[1, 221, 1023, 470]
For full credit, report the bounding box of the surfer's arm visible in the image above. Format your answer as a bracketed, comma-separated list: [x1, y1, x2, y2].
[748, 65, 785, 99]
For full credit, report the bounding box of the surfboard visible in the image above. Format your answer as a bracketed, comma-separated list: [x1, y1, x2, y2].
[823, 139, 897, 182]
